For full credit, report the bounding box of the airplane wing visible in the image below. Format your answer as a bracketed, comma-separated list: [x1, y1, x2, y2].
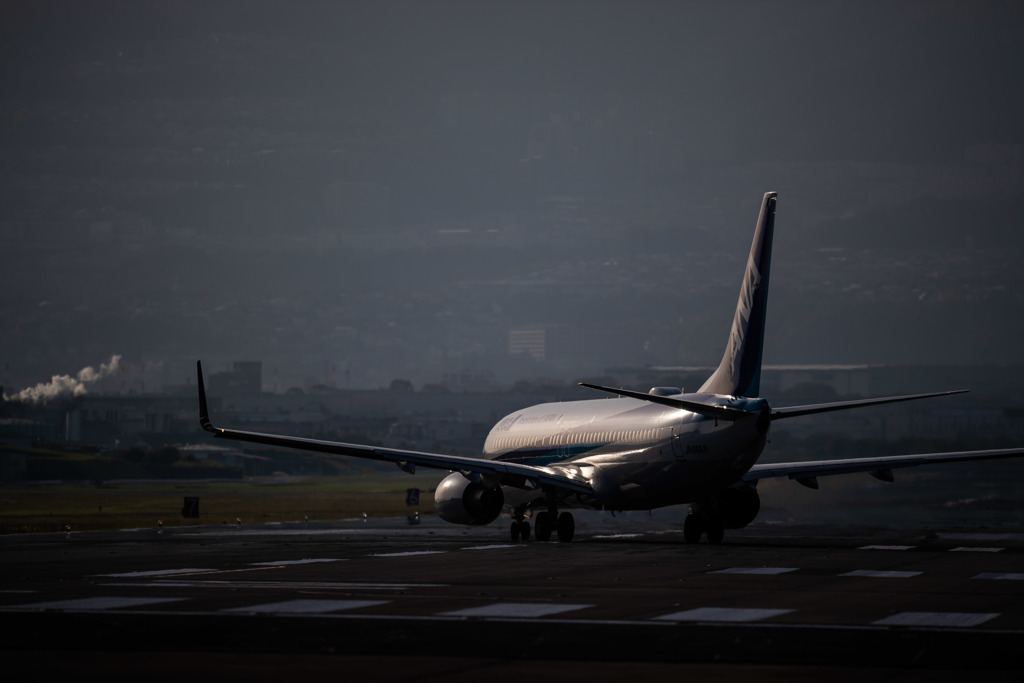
[196, 362, 593, 495]
[744, 447, 1024, 488]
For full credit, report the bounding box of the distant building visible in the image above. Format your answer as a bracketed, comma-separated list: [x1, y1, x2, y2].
[509, 327, 546, 361]
[208, 361, 262, 395]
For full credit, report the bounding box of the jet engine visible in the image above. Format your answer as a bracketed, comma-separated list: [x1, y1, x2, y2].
[434, 472, 504, 525]
[716, 484, 761, 529]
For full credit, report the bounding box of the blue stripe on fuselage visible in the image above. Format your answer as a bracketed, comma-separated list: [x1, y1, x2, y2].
[492, 442, 610, 466]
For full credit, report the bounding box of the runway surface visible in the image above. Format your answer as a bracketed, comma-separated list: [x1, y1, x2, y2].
[2, 514, 1023, 681]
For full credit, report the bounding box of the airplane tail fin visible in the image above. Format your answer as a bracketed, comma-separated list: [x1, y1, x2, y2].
[699, 192, 777, 398]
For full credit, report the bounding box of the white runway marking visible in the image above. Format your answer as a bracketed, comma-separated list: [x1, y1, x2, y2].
[710, 567, 799, 575]
[939, 532, 1024, 541]
[592, 534, 644, 539]
[102, 580, 447, 590]
[461, 544, 518, 550]
[654, 607, 794, 622]
[221, 599, 386, 614]
[974, 572, 1024, 581]
[14, 597, 185, 611]
[873, 612, 1000, 628]
[98, 568, 217, 577]
[371, 550, 447, 557]
[841, 570, 922, 578]
[949, 547, 1004, 553]
[857, 545, 915, 551]
[440, 602, 593, 618]
[248, 559, 345, 566]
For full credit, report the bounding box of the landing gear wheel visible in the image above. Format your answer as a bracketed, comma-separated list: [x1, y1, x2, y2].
[556, 512, 575, 543]
[684, 514, 703, 544]
[534, 511, 553, 542]
[510, 520, 532, 542]
[706, 519, 725, 544]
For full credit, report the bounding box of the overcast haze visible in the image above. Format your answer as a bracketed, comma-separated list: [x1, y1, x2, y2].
[2, 0, 1023, 395]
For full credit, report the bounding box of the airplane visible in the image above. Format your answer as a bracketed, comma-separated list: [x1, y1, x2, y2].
[196, 191, 1024, 543]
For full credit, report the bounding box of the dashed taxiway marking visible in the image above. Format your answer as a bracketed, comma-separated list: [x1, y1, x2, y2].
[710, 567, 799, 575]
[592, 534, 644, 539]
[873, 612, 1000, 628]
[248, 559, 346, 566]
[221, 599, 387, 614]
[974, 572, 1024, 581]
[858, 545, 915, 551]
[12, 596, 185, 611]
[371, 551, 447, 557]
[98, 568, 217, 578]
[100, 580, 447, 590]
[841, 570, 922, 578]
[654, 607, 794, 623]
[439, 602, 593, 618]
[940, 532, 1024, 541]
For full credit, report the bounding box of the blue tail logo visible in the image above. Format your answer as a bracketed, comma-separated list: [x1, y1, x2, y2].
[700, 192, 776, 398]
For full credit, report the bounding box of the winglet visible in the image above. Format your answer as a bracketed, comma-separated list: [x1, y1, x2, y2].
[197, 360, 215, 432]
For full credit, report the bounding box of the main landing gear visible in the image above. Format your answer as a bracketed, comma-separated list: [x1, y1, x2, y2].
[510, 502, 575, 543]
[534, 510, 575, 542]
[684, 504, 724, 544]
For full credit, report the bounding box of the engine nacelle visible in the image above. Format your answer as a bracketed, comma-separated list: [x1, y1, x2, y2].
[717, 485, 761, 529]
[434, 472, 505, 526]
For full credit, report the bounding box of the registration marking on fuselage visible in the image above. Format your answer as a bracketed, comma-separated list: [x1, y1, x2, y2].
[709, 567, 799, 575]
[841, 570, 922, 579]
[439, 602, 593, 618]
[220, 599, 387, 614]
[873, 612, 1000, 628]
[654, 607, 794, 622]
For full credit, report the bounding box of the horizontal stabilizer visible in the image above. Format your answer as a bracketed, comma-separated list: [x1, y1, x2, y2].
[771, 390, 968, 420]
[578, 383, 750, 420]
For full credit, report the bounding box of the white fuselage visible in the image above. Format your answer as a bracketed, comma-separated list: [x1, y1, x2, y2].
[481, 394, 770, 510]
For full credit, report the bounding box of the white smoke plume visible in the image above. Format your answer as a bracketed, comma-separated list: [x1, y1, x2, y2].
[3, 355, 122, 404]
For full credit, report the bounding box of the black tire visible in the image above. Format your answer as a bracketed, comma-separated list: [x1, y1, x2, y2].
[510, 521, 521, 542]
[535, 511, 552, 542]
[706, 519, 725, 544]
[684, 514, 703, 544]
[557, 512, 575, 542]
[520, 520, 531, 541]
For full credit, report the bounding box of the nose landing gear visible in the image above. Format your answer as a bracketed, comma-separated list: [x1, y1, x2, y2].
[510, 504, 531, 541]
